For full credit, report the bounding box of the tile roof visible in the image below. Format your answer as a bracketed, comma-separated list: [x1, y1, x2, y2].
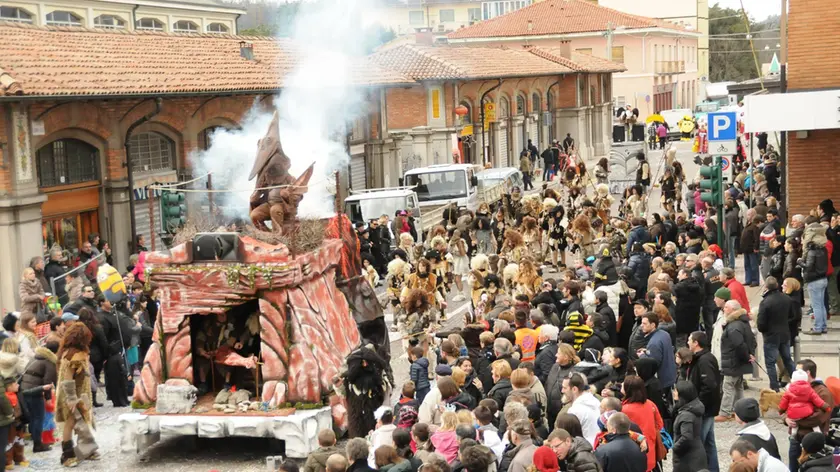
[448, 0, 690, 40]
[529, 47, 626, 73]
[369, 44, 622, 81]
[0, 22, 414, 98]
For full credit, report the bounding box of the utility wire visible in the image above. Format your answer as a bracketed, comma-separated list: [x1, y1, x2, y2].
[710, 49, 779, 53]
[709, 29, 779, 37]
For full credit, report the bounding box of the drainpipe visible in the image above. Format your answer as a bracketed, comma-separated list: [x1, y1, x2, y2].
[547, 77, 563, 141]
[125, 98, 162, 254]
[132, 4, 139, 28]
[235, 13, 241, 35]
[480, 79, 503, 165]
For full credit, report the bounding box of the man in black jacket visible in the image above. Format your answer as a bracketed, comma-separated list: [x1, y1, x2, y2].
[43, 249, 68, 304]
[594, 412, 647, 472]
[542, 145, 557, 182]
[717, 300, 756, 422]
[534, 325, 559, 385]
[673, 268, 702, 348]
[687, 331, 722, 472]
[740, 216, 763, 286]
[757, 277, 796, 392]
[594, 290, 617, 347]
[700, 256, 722, 336]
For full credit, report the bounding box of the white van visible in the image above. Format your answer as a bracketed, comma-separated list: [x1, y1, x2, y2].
[476, 167, 524, 195]
[344, 188, 422, 226]
[403, 164, 483, 211]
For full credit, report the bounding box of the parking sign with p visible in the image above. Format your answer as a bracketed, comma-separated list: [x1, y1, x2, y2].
[707, 111, 737, 155]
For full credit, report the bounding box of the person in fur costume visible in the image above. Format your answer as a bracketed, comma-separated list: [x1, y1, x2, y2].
[474, 274, 503, 323]
[386, 259, 409, 332]
[502, 263, 520, 294]
[514, 257, 543, 300]
[338, 345, 391, 439]
[593, 183, 615, 228]
[504, 187, 523, 225]
[426, 237, 451, 320]
[468, 255, 490, 313]
[624, 185, 645, 219]
[569, 213, 597, 258]
[595, 157, 610, 186]
[501, 228, 527, 265]
[56, 322, 99, 467]
[545, 204, 568, 269]
[403, 259, 440, 313]
[521, 216, 543, 262]
[398, 233, 416, 264]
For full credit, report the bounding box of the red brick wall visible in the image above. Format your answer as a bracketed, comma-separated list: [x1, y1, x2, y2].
[0, 107, 9, 194]
[788, 0, 840, 91]
[386, 87, 427, 130]
[787, 129, 840, 216]
[556, 74, 577, 108]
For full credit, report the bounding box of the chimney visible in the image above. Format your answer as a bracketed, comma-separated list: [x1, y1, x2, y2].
[558, 40, 572, 59]
[527, 20, 533, 32]
[240, 41, 254, 60]
[415, 27, 434, 45]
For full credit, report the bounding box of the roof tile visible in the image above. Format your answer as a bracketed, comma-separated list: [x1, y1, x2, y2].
[448, 0, 690, 39]
[0, 21, 414, 97]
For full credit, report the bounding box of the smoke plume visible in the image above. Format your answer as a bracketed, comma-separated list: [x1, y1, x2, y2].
[191, 0, 378, 221]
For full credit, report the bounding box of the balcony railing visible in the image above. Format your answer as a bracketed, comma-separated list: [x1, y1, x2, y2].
[655, 60, 686, 75]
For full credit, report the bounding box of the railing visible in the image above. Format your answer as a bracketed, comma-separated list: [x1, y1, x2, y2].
[655, 60, 686, 74]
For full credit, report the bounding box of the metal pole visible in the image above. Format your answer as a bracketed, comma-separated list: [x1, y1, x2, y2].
[716, 155, 724, 249]
[778, 0, 788, 223]
[749, 136, 754, 209]
[149, 186, 156, 252]
[480, 80, 503, 165]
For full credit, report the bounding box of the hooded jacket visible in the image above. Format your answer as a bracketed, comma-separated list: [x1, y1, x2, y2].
[757, 288, 792, 344]
[626, 226, 651, 256]
[546, 361, 576, 427]
[779, 380, 827, 420]
[595, 432, 647, 472]
[720, 308, 756, 376]
[671, 397, 707, 472]
[303, 445, 342, 472]
[21, 346, 57, 394]
[634, 357, 669, 420]
[685, 349, 721, 418]
[673, 275, 702, 334]
[628, 251, 651, 286]
[534, 341, 558, 385]
[565, 437, 602, 472]
[18, 278, 44, 319]
[736, 421, 780, 460]
[641, 328, 676, 389]
[409, 357, 430, 392]
[799, 452, 834, 472]
[801, 223, 829, 282]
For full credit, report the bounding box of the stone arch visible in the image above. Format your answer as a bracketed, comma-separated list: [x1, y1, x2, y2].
[497, 94, 510, 119]
[129, 121, 184, 170]
[38, 102, 113, 143]
[515, 93, 528, 116]
[531, 89, 544, 113]
[457, 98, 474, 126]
[33, 128, 109, 188]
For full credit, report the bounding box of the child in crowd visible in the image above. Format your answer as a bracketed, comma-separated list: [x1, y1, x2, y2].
[779, 369, 830, 437]
[3, 377, 27, 468]
[394, 381, 419, 430]
[408, 347, 430, 403]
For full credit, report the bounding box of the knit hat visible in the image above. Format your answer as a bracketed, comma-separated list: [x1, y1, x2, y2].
[733, 398, 760, 423]
[532, 446, 560, 472]
[566, 312, 584, 327]
[435, 364, 453, 377]
[0, 353, 21, 380]
[510, 419, 531, 436]
[801, 431, 826, 454]
[791, 369, 809, 383]
[714, 287, 731, 301]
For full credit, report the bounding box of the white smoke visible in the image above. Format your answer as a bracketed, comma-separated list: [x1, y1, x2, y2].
[277, 0, 376, 217]
[191, 0, 379, 221]
[190, 104, 274, 219]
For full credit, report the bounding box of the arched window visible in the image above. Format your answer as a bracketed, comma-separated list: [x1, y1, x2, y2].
[46, 11, 82, 26]
[515, 94, 526, 115]
[94, 15, 125, 29]
[198, 126, 226, 151]
[173, 20, 199, 33]
[531, 93, 541, 114]
[499, 96, 510, 119]
[0, 6, 33, 23]
[458, 101, 472, 126]
[37, 139, 99, 188]
[129, 132, 175, 173]
[136, 18, 164, 31]
[207, 22, 229, 33]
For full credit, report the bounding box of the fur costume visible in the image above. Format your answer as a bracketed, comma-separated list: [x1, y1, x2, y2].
[386, 259, 408, 328]
[401, 288, 435, 341]
[522, 216, 543, 262]
[474, 274, 502, 322]
[514, 258, 543, 299]
[502, 263, 520, 294]
[468, 255, 490, 309]
[569, 214, 597, 258]
[542, 198, 558, 213]
[502, 229, 526, 264]
[399, 233, 416, 264]
[340, 346, 390, 438]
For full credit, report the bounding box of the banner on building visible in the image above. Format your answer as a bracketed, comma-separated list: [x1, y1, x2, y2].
[483, 102, 496, 131]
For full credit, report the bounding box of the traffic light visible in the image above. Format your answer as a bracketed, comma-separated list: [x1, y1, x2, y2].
[160, 190, 186, 233]
[699, 161, 723, 206]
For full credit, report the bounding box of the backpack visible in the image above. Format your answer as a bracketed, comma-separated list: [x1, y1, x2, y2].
[396, 404, 418, 429]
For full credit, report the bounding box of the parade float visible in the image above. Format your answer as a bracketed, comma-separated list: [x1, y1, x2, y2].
[118, 112, 389, 458]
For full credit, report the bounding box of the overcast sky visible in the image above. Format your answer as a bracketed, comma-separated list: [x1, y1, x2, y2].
[712, 0, 783, 21]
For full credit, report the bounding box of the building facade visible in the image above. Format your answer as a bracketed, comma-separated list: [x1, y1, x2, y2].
[784, 0, 840, 216]
[594, 0, 709, 81]
[446, 0, 702, 117]
[0, 22, 413, 314]
[369, 42, 621, 174]
[375, 0, 534, 36]
[0, 0, 245, 34]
